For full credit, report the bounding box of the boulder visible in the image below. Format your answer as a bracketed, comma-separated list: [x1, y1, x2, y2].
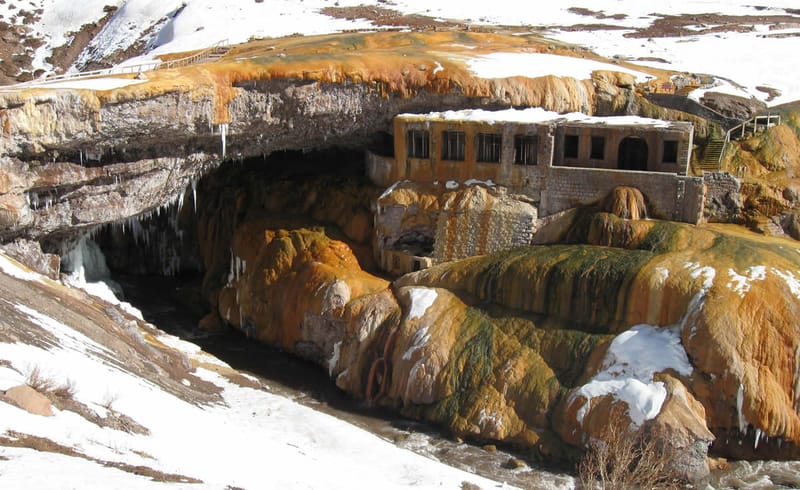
[2, 385, 54, 416]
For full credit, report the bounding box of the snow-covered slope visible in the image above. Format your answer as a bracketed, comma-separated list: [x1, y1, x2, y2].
[0, 251, 509, 489]
[5, 0, 800, 105]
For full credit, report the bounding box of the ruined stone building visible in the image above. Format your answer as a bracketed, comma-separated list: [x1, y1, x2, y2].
[367, 108, 706, 275]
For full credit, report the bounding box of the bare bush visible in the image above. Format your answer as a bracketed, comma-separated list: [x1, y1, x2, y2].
[101, 391, 119, 411]
[25, 365, 58, 393]
[578, 412, 680, 490]
[25, 365, 76, 402]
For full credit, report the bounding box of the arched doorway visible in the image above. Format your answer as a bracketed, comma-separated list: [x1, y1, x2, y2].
[618, 137, 648, 171]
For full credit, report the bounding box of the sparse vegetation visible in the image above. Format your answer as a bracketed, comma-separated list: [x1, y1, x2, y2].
[101, 391, 119, 411]
[577, 412, 680, 490]
[25, 365, 77, 403]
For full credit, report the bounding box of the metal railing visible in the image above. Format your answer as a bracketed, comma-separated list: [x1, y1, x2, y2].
[17, 40, 230, 87]
[716, 114, 782, 168]
[725, 114, 781, 143]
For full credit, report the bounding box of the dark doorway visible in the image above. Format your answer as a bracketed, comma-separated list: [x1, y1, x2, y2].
[618, 137, 648, 171]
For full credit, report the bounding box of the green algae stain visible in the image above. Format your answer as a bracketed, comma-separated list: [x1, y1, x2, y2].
[425, 307, 494, 430]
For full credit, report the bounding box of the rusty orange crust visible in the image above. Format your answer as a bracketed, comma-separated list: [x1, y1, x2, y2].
[14, 31, 673, 125]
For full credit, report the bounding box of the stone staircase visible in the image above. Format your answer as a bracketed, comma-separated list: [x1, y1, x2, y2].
[699, 114, 781, 174]
[699, 138, 725, 172]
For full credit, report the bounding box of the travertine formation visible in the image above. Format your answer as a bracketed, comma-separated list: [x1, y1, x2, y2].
[185, 165, 800, 484]
[0, 30, 799, 485]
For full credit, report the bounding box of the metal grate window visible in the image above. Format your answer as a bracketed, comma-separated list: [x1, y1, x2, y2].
[441, 130, 466, 161]
[406, 129, 430, 158]
[477, 133, 502, 163]
[514, 135, 538, 165]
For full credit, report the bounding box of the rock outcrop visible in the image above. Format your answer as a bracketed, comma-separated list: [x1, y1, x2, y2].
[0, 31, 697, 245]
[187, 162, 800, 485]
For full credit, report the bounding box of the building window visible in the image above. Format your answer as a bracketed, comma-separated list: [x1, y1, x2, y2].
[590, 136, 605, 160]
[663, 140, 678, 163]
[441, 130, 466, 161]
[477, 133, 502, 163]
[564, 134, 579, 159]
[514, 135, 538, 165]
[407, 129, 429, 159]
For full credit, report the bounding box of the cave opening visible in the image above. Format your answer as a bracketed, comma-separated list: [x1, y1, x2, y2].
[60, 143, 382, 404]
[50, 141, 561, 486]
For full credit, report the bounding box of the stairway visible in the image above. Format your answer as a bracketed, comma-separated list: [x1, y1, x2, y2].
[204, 46, 231, 62]
[699, 138, 725, 172]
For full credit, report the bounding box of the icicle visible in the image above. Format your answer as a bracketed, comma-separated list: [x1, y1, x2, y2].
[737, 383, 747, 433]
[191, 178, 197, 214]
[219, 123, 228, 159]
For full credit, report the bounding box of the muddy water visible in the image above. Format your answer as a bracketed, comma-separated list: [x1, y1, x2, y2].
[115, 274, 576, 489]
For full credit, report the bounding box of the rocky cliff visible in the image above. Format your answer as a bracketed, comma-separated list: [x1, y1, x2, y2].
[0, 31, 710, 244]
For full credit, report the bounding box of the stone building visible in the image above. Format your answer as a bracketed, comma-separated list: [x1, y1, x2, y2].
[368, 107, 706, 275]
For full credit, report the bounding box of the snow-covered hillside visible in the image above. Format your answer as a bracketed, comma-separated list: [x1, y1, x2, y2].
[4, 0, 799, 105]
[0, 251, 510, 489]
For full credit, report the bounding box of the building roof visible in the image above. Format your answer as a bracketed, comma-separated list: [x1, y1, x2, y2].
[397, 108, 691, 130]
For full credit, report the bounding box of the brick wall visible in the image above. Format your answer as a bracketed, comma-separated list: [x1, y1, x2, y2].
[541, 167, 704, 223]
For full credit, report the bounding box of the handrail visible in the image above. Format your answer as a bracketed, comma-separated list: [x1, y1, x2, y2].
[17, 39, 230, 87]
[725, 114, 781, 143]
[718, 113, 781, 168]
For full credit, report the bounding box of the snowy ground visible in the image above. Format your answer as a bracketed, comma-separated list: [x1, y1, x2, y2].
[0, 251, 512, 489]
[3, 1, 799, 104]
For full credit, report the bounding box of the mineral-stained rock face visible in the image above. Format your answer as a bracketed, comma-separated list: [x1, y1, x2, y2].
[374, 182, 538, 271]
[2, 30, 800, 484]
[0, 30, 705, 245]
[720, 121, 800, 237]
[193, 163, 800, 483]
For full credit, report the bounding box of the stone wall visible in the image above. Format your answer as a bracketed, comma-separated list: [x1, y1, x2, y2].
[541, 167, 704, 223]
[703, 171, 742, 222]
[433, 186, 538, 262]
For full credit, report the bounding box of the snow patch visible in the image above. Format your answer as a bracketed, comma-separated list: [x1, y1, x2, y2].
[401, 107, 676, 128]
[653, 266, 670, 286]
[26, 78, 144, 91]
[378, 180, 404, 200]
[463, 52, 652, 83]
[572, 324, 692, 427]
[0, 253, 45, 284]
[726, 266, 767, 297]
[772, 268, 800, 299]
[408, 287, 438, 320]
[402, 326, 431, 362]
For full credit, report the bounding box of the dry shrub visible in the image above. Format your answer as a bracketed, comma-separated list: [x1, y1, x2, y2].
[25, 365, 76, 402]
[578, 412, 680, 490]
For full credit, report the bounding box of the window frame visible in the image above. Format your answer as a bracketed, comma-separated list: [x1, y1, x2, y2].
[441, 130, 466, 161]
[406, 129, 430, 159]
[590, 136, 606, 160]
[476, 132, 502, 163]
[514, 134, 538, 165]
[662, 140, 679, 164]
